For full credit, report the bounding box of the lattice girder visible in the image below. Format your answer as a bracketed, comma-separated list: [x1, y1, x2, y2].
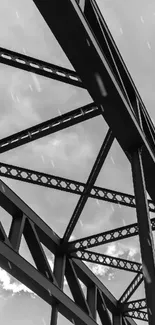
[0, 0, 155, 324]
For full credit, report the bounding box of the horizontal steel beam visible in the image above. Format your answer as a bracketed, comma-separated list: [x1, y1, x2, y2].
[122, 299, 146, 312]
[0, 47, 83, 88]
[71, 250, 142, 273]
[65, 258, 92, 316]
[68, 218, 155, 252]
[0, 103, 99, 153]
[124, 311, 148, 322]
[0, 162, 155, 215]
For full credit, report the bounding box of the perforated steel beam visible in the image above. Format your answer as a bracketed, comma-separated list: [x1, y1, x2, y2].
[125, 310, 148, 322]
[119, 273, 143, 303]
[71, 250, 142, 273]
[0, 47, 83, 88]
[68, 219, 155, 252]
[1, 162, 155, 214]
[122, 298, 146, 312]
[0, 178, 114, 325]
[0, 166, 137, 325]
[0, 103, 99, 153]
[0, 0, 153, 324]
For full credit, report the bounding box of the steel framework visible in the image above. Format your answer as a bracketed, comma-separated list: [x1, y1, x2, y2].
[0, 0, 155, 324]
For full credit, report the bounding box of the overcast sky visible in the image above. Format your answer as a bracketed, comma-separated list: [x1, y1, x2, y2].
[0, 0, 154, 324]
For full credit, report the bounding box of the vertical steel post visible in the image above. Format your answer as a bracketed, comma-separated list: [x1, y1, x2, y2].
[50, 254, 66, 325]
[131, 148, 155, 325]
[113, 314, 122, 325]
[87, 285, 97, 320]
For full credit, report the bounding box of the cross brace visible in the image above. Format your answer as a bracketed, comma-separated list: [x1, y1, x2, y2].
[0, 103, 99, 153]
[71, 250, 142, 273]
[0, 47, 83, 88]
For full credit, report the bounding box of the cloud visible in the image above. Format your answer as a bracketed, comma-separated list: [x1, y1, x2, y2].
[31, 131, 94, 170]
[0, 268, 33, 295]
[84, 241, 139, 280]
[106, 243, 124, 257]
[0, 257, 54, 297]
[91, 264, 109, 276]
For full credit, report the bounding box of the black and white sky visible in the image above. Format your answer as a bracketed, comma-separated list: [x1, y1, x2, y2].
[0, 0, 154, 324]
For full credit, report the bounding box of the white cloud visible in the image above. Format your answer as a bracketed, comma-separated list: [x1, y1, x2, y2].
[0, 268, 33, 295]
[85, 242, 139, 280]
[105, 242, 139, 261]
[91, 264, 109, 276]
[106, 243, 124, 258]
[0, 258, 54, 296]
[128, 247, 138, 258]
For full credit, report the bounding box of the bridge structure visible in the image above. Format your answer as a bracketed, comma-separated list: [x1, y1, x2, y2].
[0, 0, 155, 324]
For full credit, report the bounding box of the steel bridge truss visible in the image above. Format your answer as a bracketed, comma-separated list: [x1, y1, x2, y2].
[0, 0, 155, 324]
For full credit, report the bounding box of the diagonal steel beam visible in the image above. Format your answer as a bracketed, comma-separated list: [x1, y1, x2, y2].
[0, 103, 99, 153]
[9, 213, 26, 252]
[0, 179, 60, 253]
[123, 317, 140, 325]
[119, 273, 143, 303]
[62, 129, 114, 242]
[0, 174, 136, 325]
[0, 162, 155, 214]
[97, 289, 112, 325]
[68, 218, 155, 252]
[72, 258, 117, 313]
[124, 310, 148, 322]
[122, 298, 147, 312]
[0, 240, 97, 325]
[0, 47, 84, 88]
[32, 0, 155, 232]
[65, 258, 92, 316]
[71, 250, 142, 273]
[23, 218, 55, 283]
